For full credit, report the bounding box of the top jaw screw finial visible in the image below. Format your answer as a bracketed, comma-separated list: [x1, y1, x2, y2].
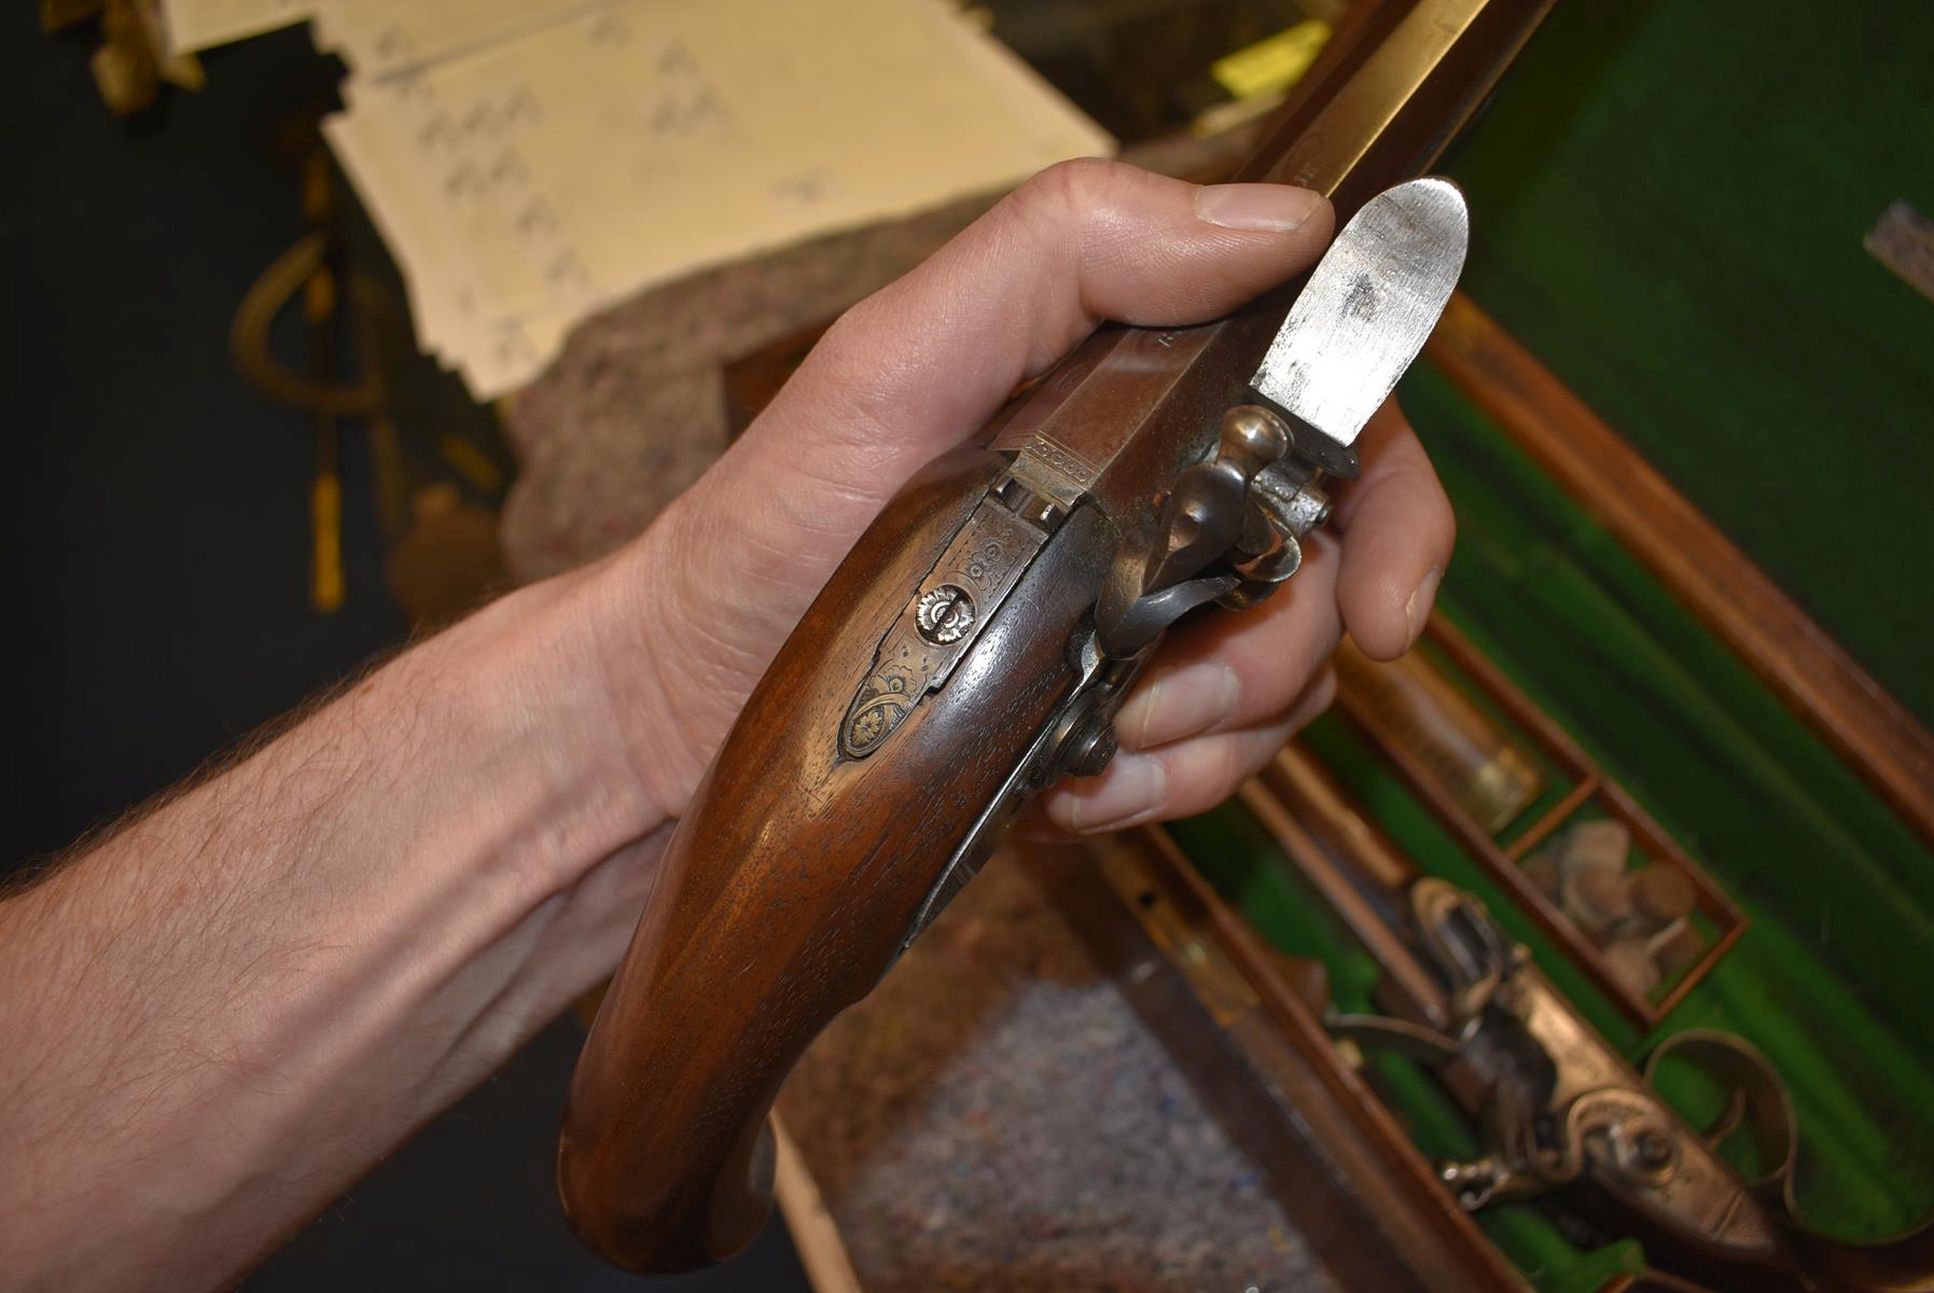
[1219, 405, 1293, 472]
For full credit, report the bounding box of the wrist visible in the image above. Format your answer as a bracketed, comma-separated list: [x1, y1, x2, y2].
[0, 568, 678, 1290]
[437, 560, 675, 850]
[583, 489, 777, 821]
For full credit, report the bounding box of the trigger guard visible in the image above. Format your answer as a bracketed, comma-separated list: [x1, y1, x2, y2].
[1095, 561, 1239, 659]
[1643, 1029, 1799, 1195]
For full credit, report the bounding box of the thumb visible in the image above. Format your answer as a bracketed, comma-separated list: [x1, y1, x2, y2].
[699, 158, 1333, 611]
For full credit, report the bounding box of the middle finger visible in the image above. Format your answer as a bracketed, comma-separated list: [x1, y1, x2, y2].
[1113, 534, 1342, 752]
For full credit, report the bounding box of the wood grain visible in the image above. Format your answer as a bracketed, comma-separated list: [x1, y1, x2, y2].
[556, 449, 1112, 1269]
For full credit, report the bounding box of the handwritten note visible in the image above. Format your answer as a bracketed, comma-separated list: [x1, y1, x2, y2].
[312, 0, 606, 80]
[324, 0, 1113, 398]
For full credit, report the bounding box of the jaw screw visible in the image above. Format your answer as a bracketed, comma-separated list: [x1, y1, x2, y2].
[915, 584, 975, 644]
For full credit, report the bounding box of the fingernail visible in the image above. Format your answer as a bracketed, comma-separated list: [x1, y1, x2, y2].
[1064, 754, 1167, 835]
[1405, 567, 1443, 647]
[1194, 183, 1323, 232]
[1117, 662, 1240, 750]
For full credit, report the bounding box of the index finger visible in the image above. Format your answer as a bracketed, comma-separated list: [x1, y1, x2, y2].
[1329, 399, 1457, 659]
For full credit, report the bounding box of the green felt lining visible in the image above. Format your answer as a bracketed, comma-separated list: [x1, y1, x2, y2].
[1178, 3, 1934, 1275]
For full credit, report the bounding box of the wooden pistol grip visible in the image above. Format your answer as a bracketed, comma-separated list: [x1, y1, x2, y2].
[557, 447, 1115, 1271]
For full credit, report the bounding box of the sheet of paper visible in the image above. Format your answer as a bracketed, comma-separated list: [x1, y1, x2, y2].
[325, 107, 575, 396]
[324, 0, 1112, 399]
[162, 0, 311, 54]
[312, 0, 606, 80]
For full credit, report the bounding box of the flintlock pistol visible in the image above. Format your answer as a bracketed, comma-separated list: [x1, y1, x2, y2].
[1257, 744, 1934, 1290]
[558, 0, 1553, 1271]
[1338, 878, 1934, 1290]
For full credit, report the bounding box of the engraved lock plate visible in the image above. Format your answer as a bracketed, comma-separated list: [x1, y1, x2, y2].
[839, 491, 1049, 758]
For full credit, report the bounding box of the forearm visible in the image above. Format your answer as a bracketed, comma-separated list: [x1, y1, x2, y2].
[0, 563, 666, 1291]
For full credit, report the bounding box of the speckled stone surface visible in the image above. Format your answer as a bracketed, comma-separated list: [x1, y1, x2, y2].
[776, 855, 1336, 1293]
[498, 192, 998, 581]
[497, 130, 1255, 581]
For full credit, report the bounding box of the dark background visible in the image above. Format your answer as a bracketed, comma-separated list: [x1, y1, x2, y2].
[1, 15, 803, 1291]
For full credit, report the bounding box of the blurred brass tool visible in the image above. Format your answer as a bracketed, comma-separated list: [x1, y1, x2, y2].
[301, 151, 345, 614]
[1334, 636, 1541, 834]
[232, 151, 384, 613]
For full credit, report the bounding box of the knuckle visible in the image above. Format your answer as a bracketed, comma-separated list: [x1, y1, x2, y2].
[817, 290, 887, 361]
[1301, 667, 1339, 723]
[1012, 156, 1128, 227]
[1313, 665, 1339, 707]
[1187, 736, 1242, 815]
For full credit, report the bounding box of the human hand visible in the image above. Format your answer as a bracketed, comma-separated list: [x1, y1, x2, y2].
[602, 159, 1455, 829]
